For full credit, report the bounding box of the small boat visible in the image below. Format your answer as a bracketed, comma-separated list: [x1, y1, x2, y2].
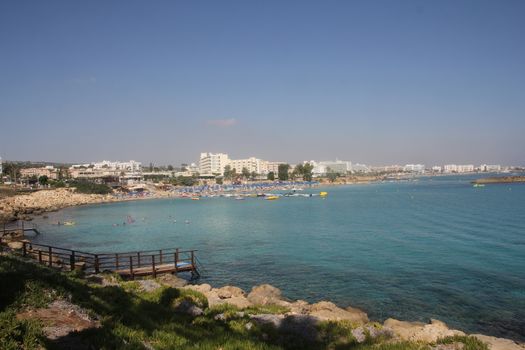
[191, 197, 200, 200]
[235, 196, 245, 200]
[473, 183, 485, 188]
[266, 195, 279, 200]
[320, 191, 328, 197]
[63, 221, 76, 226]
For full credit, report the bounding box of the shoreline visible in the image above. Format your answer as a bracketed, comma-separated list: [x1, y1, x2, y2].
[0, 182, 338, 223]
[178, 280, 525, 349]
[0, 248, 523, 349]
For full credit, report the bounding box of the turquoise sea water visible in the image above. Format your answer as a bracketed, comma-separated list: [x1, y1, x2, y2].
[31, 175, 525, 341]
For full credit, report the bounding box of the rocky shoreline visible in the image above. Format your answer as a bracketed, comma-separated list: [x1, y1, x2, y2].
[472, 176, 525, 184]
[0, 188, 173, 223]
[174, 281, 524, 350]
[0, 241, 523, 349]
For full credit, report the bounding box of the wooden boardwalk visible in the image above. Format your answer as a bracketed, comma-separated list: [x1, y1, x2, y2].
[3, 240, 200, 279]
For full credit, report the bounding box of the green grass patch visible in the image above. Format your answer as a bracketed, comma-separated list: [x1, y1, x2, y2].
[436, 335, 489, 350]
[245, 304, 291, 315]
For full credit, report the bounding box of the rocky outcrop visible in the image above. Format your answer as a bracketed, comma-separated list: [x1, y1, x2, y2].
[472, 334, 525, 350]
[157, 273, 188, 288]
[247, 284, 286, 306]
[184, 284, 252, 308]
[17, 299, 100, 349]
[308, 301, 369, 324]
[383, 318, 465, 343]
[174, 299, 204, 317]
[136, 279, 162, 292]
[0, 189, 112, 223]
[183, 282, 371, 327]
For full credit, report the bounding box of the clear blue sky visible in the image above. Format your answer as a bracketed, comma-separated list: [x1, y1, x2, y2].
[1, 0, 524, 166]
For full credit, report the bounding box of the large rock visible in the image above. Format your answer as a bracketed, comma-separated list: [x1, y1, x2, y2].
[183, 283, 212, 294]
[183, 284, 253, 309]
[17, 299, 100, 347]
[217, 286, 245, 299]
[384, 318, 465, 343]
[206, 287, 252, 309]
[249, 313, 285, 328]
[157, 274, 187, 288]
[175, 300, 203, 317]
[472, 334, 525, 350]
[247, 284, 285, 305]
[351, 325, 394, 343]
[7, 241, 24, 250]
[308, 301, 369, 324]
[136, 279, 161, 292]
[288, 300, 310, 314]
[280, 314, 320, 342]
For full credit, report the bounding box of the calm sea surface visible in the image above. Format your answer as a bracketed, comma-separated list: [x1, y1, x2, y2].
[32, 175, 525, 341]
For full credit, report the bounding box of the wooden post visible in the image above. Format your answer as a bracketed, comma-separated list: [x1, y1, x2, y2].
[48, 246, 52, 267]
[129, 256, 134, 279]
[70, 251, 75, 271]
[159, 249, 163, 264]
[137, 252, 141, 267]
[94, 254, 100, 273]
[115, 253, 119, 270]
[22, 242, 27, 257]
[38, 250, 42, 264]
[152, 255, 156, 278]
[191, 250, 195, 268]
[175, 248, 179, 273]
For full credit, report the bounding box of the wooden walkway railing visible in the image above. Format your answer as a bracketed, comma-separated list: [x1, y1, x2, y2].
[1, 221, 40, 237]
[10, 241, 199, 279]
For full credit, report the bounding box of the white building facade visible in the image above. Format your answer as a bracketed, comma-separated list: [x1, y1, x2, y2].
[403, 164, 425, 173]
[199, 153, 230, 176]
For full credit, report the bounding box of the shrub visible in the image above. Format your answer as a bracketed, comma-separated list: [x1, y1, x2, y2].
[70, 181, 112, 194]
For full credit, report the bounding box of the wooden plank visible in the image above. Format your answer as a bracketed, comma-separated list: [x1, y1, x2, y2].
[115, 263, 195, 277]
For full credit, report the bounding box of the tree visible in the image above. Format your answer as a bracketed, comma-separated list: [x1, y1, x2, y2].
[2, 162, 21, 181]
[167, 165, 174, 171]
[223, 165, 233, 181]
[250, 171, 257, 180]
[149, 162, 154, 172]
[216, 177, 223, 185]
[326, 167, 339, 183]
[292, 164, 304, 181]
[57, 167, 68, 180]
[278, 164, 290, 181]
[267, 171, 275, 181]
[302, 163, 314, 182]
[327, 172, 338, 183]
[38, 175, 49, 186]
[241, 167, 250, 179]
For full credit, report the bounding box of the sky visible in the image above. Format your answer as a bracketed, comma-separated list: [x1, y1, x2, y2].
[1, 0, 524, 166]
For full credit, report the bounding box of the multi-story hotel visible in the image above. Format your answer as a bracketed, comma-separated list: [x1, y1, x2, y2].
[20, 166, 59, 180]
[444, 164, 475, 173]
[198, 152, 285, 176]
[199, 153, 230, 176]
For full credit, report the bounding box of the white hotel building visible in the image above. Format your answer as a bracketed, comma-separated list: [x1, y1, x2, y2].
[443, 164, 475, 173]
[199, 153, 230, 176]
[199, 153, 284, 176]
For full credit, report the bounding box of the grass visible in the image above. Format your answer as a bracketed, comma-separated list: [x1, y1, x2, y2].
[0, 254, 491, 350]
[436, 335, 489, 350]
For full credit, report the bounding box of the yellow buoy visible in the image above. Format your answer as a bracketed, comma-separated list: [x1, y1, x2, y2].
[320, 191, 328, 197]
